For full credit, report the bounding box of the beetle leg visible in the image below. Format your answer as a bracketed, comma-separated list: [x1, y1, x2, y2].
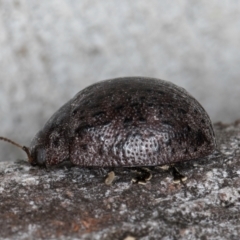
[170, 166, 187, 183]
[169, 166, 188, 197]
[155, 165, 188, 197]
[155, 165, 187, 183]
[155, 165, 170, 171]
[131, 167, 152, 185]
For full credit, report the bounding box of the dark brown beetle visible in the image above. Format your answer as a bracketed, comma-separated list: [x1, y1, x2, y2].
[0, 77, 216, 176]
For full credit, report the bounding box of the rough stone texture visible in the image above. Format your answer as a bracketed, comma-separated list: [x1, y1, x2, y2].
[1, 0, 240, 161]
[0, 122, 240, 239]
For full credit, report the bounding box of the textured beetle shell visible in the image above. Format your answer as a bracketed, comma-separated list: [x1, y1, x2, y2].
[30, 77, 216, 167]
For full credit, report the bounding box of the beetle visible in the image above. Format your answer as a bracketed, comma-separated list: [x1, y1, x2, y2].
[0, 77, 216, 183]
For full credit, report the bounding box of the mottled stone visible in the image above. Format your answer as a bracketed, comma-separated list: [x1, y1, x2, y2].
[0, 122, 240, 239]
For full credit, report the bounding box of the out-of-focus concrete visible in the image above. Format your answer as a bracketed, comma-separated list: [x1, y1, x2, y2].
[0, 0, 240, 161]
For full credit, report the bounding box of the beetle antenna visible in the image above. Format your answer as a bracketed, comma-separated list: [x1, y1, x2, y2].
[0, 137, 33, 164]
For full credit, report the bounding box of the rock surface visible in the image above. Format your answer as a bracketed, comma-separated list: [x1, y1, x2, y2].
[0, 122, 240, 239]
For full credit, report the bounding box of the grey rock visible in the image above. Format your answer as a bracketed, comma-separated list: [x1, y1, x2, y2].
[0, 122, 240, 239]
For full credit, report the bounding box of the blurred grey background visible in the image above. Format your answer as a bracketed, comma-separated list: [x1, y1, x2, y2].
[0, 0, 240, 161]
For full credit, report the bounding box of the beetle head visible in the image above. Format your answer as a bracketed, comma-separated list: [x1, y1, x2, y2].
[30, 126, 69, 167]
[29, 101, 71, 167]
